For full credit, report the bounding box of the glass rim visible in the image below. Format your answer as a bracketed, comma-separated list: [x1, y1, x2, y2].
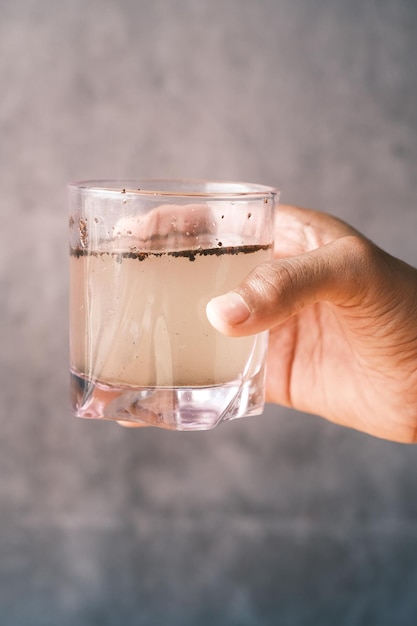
[68, 178, 279, 200]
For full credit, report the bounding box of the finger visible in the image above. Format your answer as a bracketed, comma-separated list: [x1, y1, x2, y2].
[114, 200, 269, 251]
[206, 235, 374, 336]
[116, 420, 148, 428]
[115, 203, 217, 250]
[273, 204, 360, 257]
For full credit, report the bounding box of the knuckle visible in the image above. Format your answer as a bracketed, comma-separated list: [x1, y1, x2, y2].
[243, 260, 299, 308]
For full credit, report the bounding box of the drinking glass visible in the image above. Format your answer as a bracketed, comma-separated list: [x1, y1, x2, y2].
[69, 179, 279, 430]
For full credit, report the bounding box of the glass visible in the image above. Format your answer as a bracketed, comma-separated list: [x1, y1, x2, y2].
[69, 179, 279, 430]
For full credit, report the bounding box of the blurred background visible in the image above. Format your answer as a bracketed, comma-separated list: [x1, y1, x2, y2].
[1, 0, 417, 624]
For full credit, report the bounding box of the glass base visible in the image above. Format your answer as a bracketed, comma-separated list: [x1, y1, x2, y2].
[70, 370, 265, 431]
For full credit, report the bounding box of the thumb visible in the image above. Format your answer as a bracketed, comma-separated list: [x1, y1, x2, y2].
[206, 235, 372, 336]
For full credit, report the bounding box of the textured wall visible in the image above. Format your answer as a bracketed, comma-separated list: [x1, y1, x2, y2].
[1, 1, 417, 624]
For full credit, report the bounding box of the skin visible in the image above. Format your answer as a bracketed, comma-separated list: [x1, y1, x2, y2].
[206, 204, 417, 443]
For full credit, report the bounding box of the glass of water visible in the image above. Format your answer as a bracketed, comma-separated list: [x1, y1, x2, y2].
[69, 179, 278, 430]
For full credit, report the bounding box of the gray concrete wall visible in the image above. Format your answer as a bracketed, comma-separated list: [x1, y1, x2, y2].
[1, 1, 417, 624]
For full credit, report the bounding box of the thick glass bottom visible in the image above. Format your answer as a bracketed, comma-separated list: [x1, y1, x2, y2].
[70, 370, 265, 431]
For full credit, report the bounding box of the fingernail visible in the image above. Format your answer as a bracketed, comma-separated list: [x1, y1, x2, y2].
[207, 291, 250, 325]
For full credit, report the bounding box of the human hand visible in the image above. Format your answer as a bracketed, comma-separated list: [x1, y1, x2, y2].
[206, 204, 417, 443]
